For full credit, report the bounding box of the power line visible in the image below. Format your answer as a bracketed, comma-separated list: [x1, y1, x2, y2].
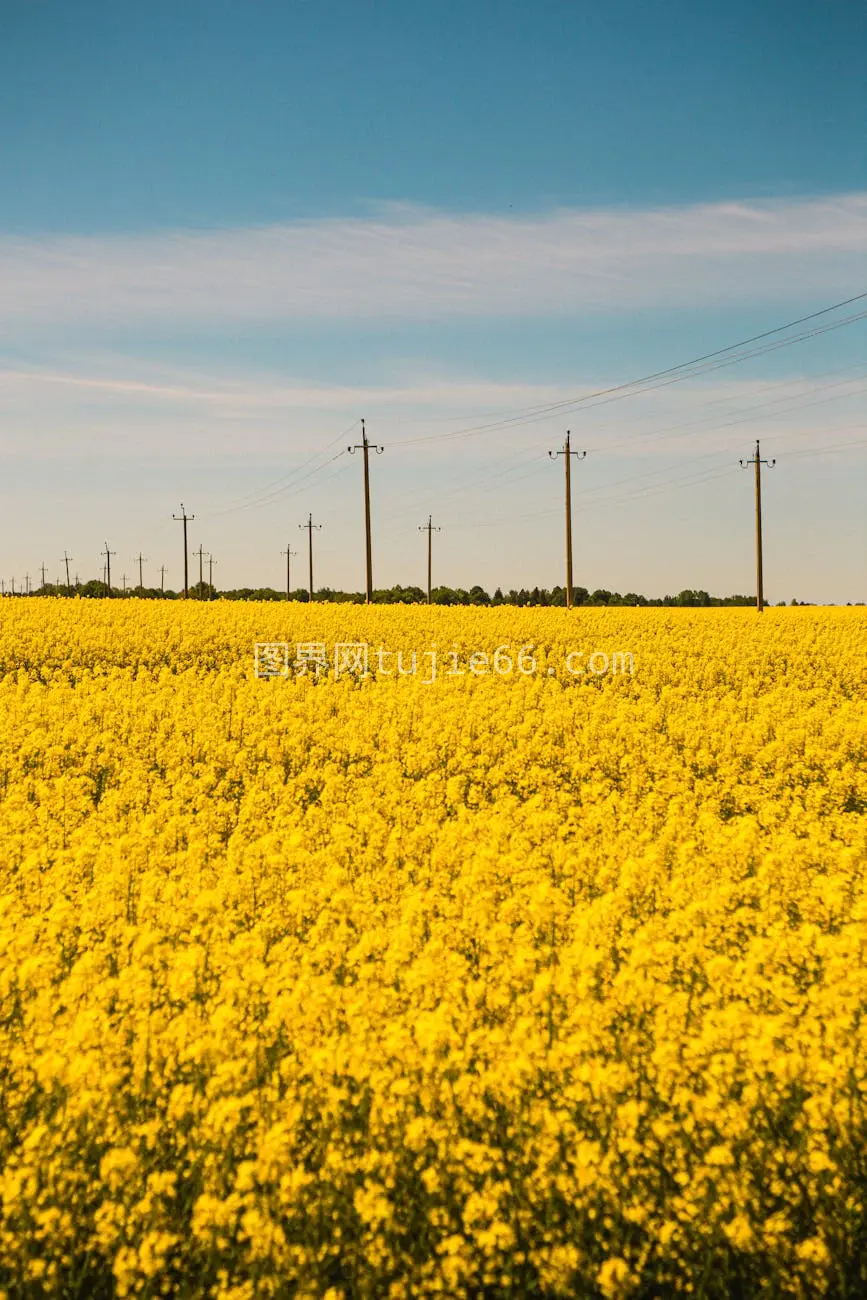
[388, 300, 867, 447]
[380, 292, 867, 436]
[201, 420, 358, 519]
[378, 362, 867, 533]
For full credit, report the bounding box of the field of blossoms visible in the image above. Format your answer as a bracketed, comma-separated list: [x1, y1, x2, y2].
[0, 600, 865, 1300]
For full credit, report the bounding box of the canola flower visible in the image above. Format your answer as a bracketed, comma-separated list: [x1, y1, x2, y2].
[0, 600, 865, 1299]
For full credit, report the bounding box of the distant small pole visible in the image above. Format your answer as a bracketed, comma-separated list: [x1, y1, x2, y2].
[549, 431, 587, 609]
[283, 544, 297, 600]
[40, 562, 47, 590]
[208, 554, 216, 599]
[134, 552, 147, 592]
[740, 440, 776, 612]
[195, 544, 206, 598]
[122, 573, 127, 594]
[160, 564, 166, 593]
[299, 513, 322, 602]
[102, 543, 116, 597]
[419, 516, 440, 604]
[348, 418, 384, 603]
[10, 578, 15, 595]
[25, 573, 31, 595]
[172, 504, 195, 598]
[63, 552, 72, 595]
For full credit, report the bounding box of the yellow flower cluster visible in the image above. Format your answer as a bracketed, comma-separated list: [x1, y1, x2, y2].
[0, 600, 865, 1298]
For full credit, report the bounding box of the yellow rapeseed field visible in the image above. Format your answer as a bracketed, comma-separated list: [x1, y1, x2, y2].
[0, 600, 865, 1299]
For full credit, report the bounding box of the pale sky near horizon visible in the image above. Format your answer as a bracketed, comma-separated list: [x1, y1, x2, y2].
[1, 0, 865, 601]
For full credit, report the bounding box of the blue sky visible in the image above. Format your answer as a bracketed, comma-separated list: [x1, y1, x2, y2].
[1, 0, 865, 598]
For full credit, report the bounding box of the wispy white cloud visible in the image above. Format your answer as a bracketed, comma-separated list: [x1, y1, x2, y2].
[2, 353, 864, 463]
[1, 194, 865, 327]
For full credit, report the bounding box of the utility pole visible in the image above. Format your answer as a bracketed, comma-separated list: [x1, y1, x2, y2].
[122, 573, 127, 594]
[418, 516, 440, 605]
[63, 552, 72, 595]
[25, 573, 31, 595]
[10, 578, 15, 595]
[172, 504, 194, 598]
[40, 562, 47, 591]
[283, 544, 297, 601]
[207, 554, 215, 599]
[548, 432, 586, 609]
[299, 513, 322, 603]
[101, 543, 116, 596]
[194, 544, 206, 598]
[134, 552, 147, 592]
[159, 564, 166, 593]
[348, 418, 383, 603]
[740, 440, 775, 612]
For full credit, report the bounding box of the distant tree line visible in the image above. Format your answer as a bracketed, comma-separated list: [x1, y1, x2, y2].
[10, 581, 835, 606]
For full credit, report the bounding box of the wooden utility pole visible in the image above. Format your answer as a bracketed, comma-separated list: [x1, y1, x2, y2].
[419, 516, 440, 605]
[62, 551, 72, 595]
[40, 563, 47, 590]
[299, 514, 322, 603]
[348, 419, 383, 603]
[134, 552, 147, 592]
[195, 544, 206, 598]
[207, 554, 215, 599]
[102, 543, 116, 597]
[172, 504, 194, 598]
[121, 573, 127, 594]
[548, 432, 586, 608]
[283, 545, 297, 600]
[159, 564, 167, 593]
[740, 440, 775, 612]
